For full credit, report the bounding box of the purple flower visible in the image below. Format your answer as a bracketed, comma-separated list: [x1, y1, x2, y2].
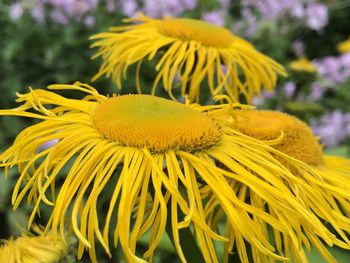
[243, 0, 295, 20]
[314, 55, 350, 85]
[105, 0, 117, 12]
[9, 3, 23, 20]
[181, 0, 196, 10]
[63, 0, 98, 17]
[282, 81, 296, 98]
[44, 0, 98, 24]
[143, 0, 197, 18]
[240, 1, 329, 34]
[84, 16, 95, 27]
[218, 0, 230, 9]
[341, 53, 350, 65]
[121, 0, 139, 16]
[9, 0, 100, 26]
[289, 2, 304, 18]
[305, 3, 328, 31]
[30, 4, 45, 23]
[238, 7, 257, 36]
[340, 53, 350, 78]
[310, 82, 325, 101]
[292, 40, 305, 57]
[50, 9, 69, 24]
[311, 111, 350, 147]
[202, 10, 225, 27]
[251, 91, 275, 106]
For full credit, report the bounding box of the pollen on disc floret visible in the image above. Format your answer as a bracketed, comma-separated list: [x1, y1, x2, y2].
[236, 110, 324, 167]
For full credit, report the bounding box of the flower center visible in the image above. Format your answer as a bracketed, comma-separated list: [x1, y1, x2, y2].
[158, 18, 235, 48]
[236, 111, 324, 167]
[94, 95, 222, 152]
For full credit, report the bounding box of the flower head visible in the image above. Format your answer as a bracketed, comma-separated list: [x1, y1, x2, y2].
[314, 54, 350, 85]
[1, 82, 336, 263]
[311, 110, 350, 147]
[282, 81, 296, 98]
[142, 0, 197, 18]
[9, 3, 23, 21]
[223, 110, 350, 262]
[305, 3, 328, 31]
[288, 57, 317, 73]
[202, 10, 226, 27]
[90, 14, 286, 102]
[337, 38, 350, 54]
[0, 227, 66, 263]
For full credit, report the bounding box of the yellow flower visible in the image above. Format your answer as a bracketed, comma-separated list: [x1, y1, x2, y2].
[288, 57, 317, 73]
[0, 227, 66, 263]
[0, 82, 332, 263]
[90, 14, 286, 103]
[214, 110, 350, 262]
[337, 38, 350, 53]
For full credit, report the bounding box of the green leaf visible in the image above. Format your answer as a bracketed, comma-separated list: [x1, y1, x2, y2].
[324, 146, 349, 157]
[306, 246, 350, 263]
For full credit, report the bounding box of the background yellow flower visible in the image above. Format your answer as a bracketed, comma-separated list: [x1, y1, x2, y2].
[91, 14, 286, 103]
[0, 227, 66, 263]
[219, 110, 350, 262]
[288, 57, 317, 73]
[337, 38, 350, 53]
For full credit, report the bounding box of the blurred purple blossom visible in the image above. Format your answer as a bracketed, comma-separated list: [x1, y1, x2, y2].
[181, 0, 196, 10]
[305, 3, 328, 31]
[46, 0, 98, 18]
[84, 16, 95, 27]
[235, 7, 257, 37]
[292, 40, 305, 57]
[314, 54, 350, 85]
[283, 81, 296, 98]
[244, 0, 281, 20]
[218, 0, 230, 9]
[242, 0, 302, 20]
[30, 4, 45, 23]
[202, 10, 225, 27]
[310, 82, 326, 101]
[9, 0, 98, 26]
[202, 0, 231, 27]
[143, 0, 197, 18]
[105, 0, 117, 12]
[239, 0, 329, 36]
[51, 9, 69, 24]
[311, 111, 350, 147]
[121, 0, 139, 16]
[252, 91, 275, 105]
[9, 3, 23, 20]
[289, 3, 304, 18]
[341, 53, 350, 69]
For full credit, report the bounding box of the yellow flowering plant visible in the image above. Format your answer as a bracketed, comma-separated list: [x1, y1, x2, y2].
[219, 110, 350, 262]
[288, 57, 317, 73]
[1, 7, 350, 263]
[1, 82, 350, 262]
[0, 226, 67, 263]
[90, 13, 286, 103]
